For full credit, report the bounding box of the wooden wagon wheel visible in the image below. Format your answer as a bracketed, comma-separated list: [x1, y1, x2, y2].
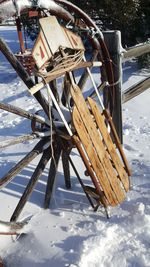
[0, 0, 117, 222]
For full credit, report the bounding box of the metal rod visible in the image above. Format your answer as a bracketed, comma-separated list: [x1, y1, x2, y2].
[83, 55, 105, 109]
[15, 17, 25, 54]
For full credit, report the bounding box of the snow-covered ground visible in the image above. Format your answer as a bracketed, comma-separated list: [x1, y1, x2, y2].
[0, 26, 150, 267]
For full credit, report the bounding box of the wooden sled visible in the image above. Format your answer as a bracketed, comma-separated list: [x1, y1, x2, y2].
[71, 83, 131, 213]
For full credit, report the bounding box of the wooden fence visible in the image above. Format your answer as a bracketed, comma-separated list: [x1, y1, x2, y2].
[104, 31, 150, 143]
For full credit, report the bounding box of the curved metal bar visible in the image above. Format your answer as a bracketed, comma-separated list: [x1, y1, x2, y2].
[54, 0, 103, 38]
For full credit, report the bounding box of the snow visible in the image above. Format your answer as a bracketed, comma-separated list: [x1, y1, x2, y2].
[0, 26, 150, 267]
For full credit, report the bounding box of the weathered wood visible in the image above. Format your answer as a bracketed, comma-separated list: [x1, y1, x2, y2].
[62, 148, 71, 189]
[44, 141, 62, 209]
[0, 38, 49, 117]
[104, 31, 123, 143]
[71, 88, 125, 205]
[0, 139, 48, 189]
[73, 104, 122, 206]
[103, 109, 131, 176]
[0, 134, 38, 149]
[88, 97, 130, 191]
[72, 135, 108, 208]
[0, 102, 49, 126]
[61, 73, 71, 106]
[122, 77, 150, 103]
[123, 43, 150, 59]
[10, 147, 51, 222]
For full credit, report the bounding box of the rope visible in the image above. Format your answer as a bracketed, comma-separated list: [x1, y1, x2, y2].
[35, 50, 84, 79]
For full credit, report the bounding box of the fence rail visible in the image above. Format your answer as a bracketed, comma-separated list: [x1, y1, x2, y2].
[123, 42, 150, 59]
[122, 41, 150, 105]
[122, 76, 150, 103]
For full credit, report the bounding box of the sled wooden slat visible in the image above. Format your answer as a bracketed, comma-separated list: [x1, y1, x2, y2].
[103, 109, 132, 177]
[72, 111, 118, 206]
[88, 97, 130, 191]
[71, 85, 127, 206]
[72, 135, 108, 208]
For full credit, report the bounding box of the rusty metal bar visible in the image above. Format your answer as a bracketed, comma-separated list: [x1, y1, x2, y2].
[15, 17, 25, 54]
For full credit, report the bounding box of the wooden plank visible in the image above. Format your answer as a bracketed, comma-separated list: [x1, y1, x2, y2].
[63, 27, 85, 51]
[103, 109, 132, 176]
[123, 43, 150, 59]
[32, 30, 52, 69]
[72, 107, 118, 206]
[122, 77, 150, 104]
[71, 85, 126, 204]
[39, 16, 72, 54]
[88, 97, 130, 191]
[72, 135, 108, 208]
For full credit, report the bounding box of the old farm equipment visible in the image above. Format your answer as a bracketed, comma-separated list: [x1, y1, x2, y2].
[0, 0, 131, 222]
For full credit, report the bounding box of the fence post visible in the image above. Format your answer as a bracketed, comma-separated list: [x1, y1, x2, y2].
[103, 31, 123, 143]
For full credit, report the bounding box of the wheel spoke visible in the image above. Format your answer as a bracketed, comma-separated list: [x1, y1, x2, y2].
[0, 102, 49, 126]
[44, 138, 62, 209]
[10, 147, 52, 222]
[0, 139, 49, 189]
[0, 134, 38, 149]
[0, 38, 49, 117]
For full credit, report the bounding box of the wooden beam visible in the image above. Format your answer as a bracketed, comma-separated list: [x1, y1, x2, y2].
[103, 31, 123, 143]
[122, 76, 150, 103]
[10, 147, 51, 222]
[123, 43, 150, 59]
[0, 38, 49, 117]
[0, 102, 49, 126]
[0, 134, 38, 149]
[62, 147, 71, 189]
[44, 140, 62, 209]
[0, 139, 48, 189]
